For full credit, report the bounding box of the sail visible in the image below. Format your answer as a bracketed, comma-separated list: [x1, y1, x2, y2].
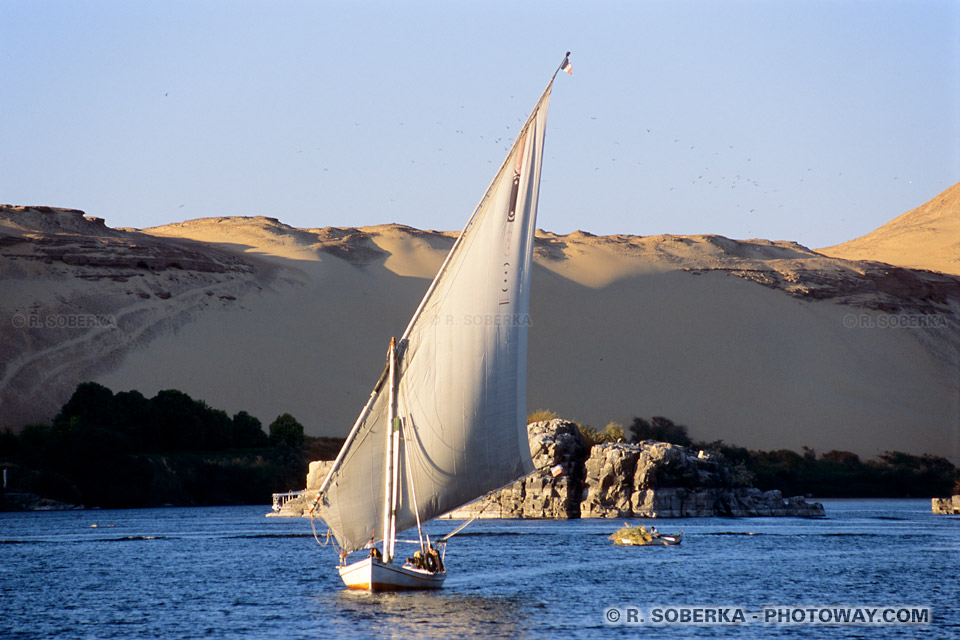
[318, 78, 554, 554]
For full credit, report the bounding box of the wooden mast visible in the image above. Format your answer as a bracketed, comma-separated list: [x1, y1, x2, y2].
[387, 337, 401, 562]
[381, 337, 397, 562]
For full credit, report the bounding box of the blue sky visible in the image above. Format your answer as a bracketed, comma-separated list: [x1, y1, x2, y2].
[2, 0, 957, 248]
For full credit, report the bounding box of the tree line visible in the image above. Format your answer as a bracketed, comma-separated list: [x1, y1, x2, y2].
[0, 382, 320, 509]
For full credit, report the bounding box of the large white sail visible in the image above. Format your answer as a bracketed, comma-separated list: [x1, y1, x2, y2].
[318, 78, 554, 554]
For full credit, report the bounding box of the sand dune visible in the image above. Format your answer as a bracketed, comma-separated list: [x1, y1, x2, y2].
[2, 197, 959, 463]
[820, 182, 960, 275]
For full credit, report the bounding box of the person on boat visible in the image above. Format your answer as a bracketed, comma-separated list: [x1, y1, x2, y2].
[424, 543, 444, 573]
[364, 532, 381, 559]
[407, 549, 424, 569]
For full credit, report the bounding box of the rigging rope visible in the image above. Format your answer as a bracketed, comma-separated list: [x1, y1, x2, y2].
[401, 418, 426, 552]
[442, 495, 497, 541]
[442, 516, 477, 541]
[308, 494, 340, 554]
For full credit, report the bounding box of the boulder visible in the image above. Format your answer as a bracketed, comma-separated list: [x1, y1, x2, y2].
[444, 419, 587, 519]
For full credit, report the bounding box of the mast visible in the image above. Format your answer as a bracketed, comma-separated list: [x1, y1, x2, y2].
[388, 339, 401, 562]
[381, 337, 398, 562]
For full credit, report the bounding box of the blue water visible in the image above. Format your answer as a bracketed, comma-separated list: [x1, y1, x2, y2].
[1, 500, 957, 639]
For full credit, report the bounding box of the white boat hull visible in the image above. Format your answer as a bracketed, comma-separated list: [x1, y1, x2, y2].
[615, 532, 683, 546]
[338, 557, 446, 591]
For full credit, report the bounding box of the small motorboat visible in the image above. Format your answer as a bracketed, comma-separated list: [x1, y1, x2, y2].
[610, 524, 682, 546]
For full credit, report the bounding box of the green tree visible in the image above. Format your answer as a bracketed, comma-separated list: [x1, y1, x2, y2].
[109, 390, 152, 451]
[151, 389, 204, 451]
[629, 416, 693, 446]
[269, 413, 304, 448]
[54, 381, 114, 428]
[232, 411, 268, 448]
[200, 406, 232, 451]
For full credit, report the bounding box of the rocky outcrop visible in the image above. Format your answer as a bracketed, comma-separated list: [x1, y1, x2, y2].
[932, 495, 960, 514]
[582, 439, 824, 518]
[281, 420, 823, 518]
[443, 420, 824, 519]
[283, 420, 824, 518]
[443, 419, 588, 519]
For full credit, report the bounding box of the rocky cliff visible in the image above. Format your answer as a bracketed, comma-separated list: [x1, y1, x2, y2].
[278, 419, 823, 519]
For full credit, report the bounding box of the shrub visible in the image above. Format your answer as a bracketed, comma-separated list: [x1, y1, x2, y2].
[603, 422, 625, 442]
[578, 422, 624, 448]
[578, 425, 603, 448]
[527, 408, 558, 424]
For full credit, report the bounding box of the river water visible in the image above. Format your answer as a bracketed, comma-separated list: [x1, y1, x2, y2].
[1, 499, 956, 639]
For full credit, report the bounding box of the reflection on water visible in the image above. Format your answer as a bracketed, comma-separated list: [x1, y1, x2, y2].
[319, 590, 524, 640]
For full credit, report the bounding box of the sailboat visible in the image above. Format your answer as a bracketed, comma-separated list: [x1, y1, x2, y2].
[310, 54, 571, 591]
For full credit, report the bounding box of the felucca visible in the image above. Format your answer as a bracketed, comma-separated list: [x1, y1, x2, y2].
[311, 53, 571, 591]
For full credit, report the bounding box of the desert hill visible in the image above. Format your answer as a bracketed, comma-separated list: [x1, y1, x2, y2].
[2, 201, 959, 462]
[820, 182, 960, 275]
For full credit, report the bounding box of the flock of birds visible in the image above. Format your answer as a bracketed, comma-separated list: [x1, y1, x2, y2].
[302, 110, 852, 226]
[160, 86, 924, 243]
